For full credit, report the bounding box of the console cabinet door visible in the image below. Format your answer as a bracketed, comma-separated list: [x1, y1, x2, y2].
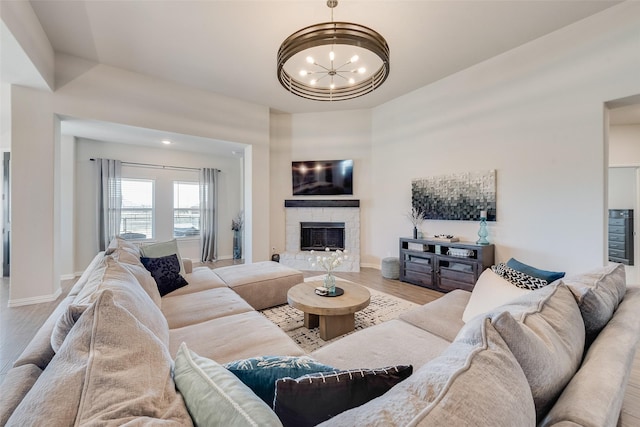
[437, 258, 478, 292]
[401, 252, 435, 288]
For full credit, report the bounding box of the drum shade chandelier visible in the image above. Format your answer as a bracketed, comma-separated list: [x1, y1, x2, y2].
[277, 0, 390, 101]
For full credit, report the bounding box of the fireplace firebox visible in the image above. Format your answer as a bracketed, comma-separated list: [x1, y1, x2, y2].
[300, 222, 345, 251]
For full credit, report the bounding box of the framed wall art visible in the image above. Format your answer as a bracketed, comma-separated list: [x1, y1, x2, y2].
[411, 170, 496, 221]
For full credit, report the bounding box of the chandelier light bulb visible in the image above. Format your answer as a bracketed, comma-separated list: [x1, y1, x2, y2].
[310, 79, 317, 85]
[350, 55, 359, 63]
[330, 83, 335, 89]
[329, 51, 335, 61]
[306, 56, 314, 64]
[348, 78, 355, 84]
[358, 67, 366, 74]
[299, 70, 308, 77]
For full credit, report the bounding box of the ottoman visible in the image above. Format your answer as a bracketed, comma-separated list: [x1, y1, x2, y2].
[213, 261, 304, 310]
[381, 257, 400, 279]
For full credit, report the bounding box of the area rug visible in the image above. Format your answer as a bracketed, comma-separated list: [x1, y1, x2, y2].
[260, 275, 418, 353]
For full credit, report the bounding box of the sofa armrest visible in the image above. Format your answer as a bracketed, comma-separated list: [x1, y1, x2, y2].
[540, 286, 640, 427]
[182, 258, 193, 274]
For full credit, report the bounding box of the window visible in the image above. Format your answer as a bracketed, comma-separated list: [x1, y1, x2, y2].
[174, 181, 200, 238]
[120, 179, 154, 240]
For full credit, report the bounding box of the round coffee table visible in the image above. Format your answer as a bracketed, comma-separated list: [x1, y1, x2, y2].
[287, 280, 371, 341]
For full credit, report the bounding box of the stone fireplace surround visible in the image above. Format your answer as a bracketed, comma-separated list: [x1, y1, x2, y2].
[281, 200, 360, 272]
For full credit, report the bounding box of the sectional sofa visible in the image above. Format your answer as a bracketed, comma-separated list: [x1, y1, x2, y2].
[0, 238, 638, 426]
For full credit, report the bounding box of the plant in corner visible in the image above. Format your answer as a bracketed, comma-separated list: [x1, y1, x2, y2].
[308, 248, 348, 295]
[406, 206, 425, 239]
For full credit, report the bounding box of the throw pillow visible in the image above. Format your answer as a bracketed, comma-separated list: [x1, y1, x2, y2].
[273, 365, 413, 427]
[462, 269, 530, 323]
[50, 303, 86, 353]
[314, 318, 535, 427]
[492, 263, 549, 290]
[7, 290, 192, 426]
[174, 343, 283, 427]
[506, 258, 565, 283]
[562, 263, 626, 344]
[488, 283, 585, 421]
[224, 355, 337, 406]
[139, 239, 186, 276]
[141, 254, 189, 296]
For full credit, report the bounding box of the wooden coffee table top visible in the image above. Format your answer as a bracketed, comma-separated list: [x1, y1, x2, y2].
[287, 280, 371, 317]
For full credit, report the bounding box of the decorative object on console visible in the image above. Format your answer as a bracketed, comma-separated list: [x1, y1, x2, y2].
[411, 170, 496, 221]
[308, 248, 348, 295]
[406, 206, 425, 239]
[231, 211, 244, 260]
[476, 209, 489, 245]
[277, 0, 390, 102]
[433, 234, 460, 243]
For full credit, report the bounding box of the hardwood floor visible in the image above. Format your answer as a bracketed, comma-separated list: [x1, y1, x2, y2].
[1, 266, 638, 426]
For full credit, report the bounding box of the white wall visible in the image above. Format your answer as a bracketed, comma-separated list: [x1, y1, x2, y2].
[609, 125, 640, 166]
[608, 168, 636, 210]
[59, 135, 75, 278]
[368, 3, 640, 275]
[269, 109, 374, 265]
[75, 138, 243, 271]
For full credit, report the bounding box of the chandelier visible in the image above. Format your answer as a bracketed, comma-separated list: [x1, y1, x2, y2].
[277, 0, 390, 101]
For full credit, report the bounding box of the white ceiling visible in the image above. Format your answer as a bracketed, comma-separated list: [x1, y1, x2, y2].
[5, 1, 639, 151]
[29, 0, 624, 115]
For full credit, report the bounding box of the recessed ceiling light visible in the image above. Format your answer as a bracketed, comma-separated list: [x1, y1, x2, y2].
[161, 139, 172, 145]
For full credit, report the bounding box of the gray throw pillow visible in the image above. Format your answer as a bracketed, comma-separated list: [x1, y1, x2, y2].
[487, 283, 585, 420]
[562, 263, 626, 344]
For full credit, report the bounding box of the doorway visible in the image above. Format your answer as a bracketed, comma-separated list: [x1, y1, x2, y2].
[607, 95, 640, 284]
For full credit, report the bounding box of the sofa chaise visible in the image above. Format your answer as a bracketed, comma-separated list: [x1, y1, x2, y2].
[0, 238, 638, 426]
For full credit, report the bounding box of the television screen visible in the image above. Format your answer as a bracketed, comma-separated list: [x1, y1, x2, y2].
[292, 160, 353, 196]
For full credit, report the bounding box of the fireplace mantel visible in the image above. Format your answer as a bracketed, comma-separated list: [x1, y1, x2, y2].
[284, 199, 360, 208]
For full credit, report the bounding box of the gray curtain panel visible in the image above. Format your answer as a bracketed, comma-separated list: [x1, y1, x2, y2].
[199, 168, 218, 262]
[95, 158, 122, 251]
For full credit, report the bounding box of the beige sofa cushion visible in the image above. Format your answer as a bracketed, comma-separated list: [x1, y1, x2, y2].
[164, 266, 227, 297]
[169, 311, 305, 364]
[0, 364, 42, 425]
[318, 317, 535, 427]
[399, 289, 469, 342]
[488, 283, 585, 420]
[562, 263, 626, 343]
[311, 319, 450, 370]
[72, 256, 170, 346]
[213, 261, 304, 310]
[162, 287, 254, 329]
[6, 290, 192, 426]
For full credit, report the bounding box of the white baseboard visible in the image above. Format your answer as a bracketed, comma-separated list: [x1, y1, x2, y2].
[8, 287, 62, 307]
[60, 273, 76, 281]
[361, 262, 381, 270]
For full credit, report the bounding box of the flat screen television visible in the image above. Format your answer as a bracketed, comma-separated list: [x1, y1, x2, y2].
[292, 159, 353, 196]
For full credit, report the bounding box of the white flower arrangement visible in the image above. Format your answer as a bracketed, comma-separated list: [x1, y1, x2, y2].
[308, 247, 348, 273]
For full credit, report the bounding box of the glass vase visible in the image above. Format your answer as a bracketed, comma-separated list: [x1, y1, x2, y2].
[323, 273, 336, 295]
[233, 229, 242, 259]
[476, 218, 489, 245]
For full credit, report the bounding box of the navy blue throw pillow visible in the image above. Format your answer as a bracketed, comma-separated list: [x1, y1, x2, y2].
[224, 355, 337, 406]
[140, 254, 188, 296]
[274, 365, 413, 427]
[506, 258, 565, 283]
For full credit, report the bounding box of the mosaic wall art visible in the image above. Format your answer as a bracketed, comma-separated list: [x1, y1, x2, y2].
[412, 170, 496, 221]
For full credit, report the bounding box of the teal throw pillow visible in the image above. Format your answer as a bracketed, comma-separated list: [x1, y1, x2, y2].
[506, 258, 565, 283]
[224, 355, 337, 405]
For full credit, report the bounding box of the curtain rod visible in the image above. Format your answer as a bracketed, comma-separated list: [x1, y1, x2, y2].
[90, 158, 220, 172]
